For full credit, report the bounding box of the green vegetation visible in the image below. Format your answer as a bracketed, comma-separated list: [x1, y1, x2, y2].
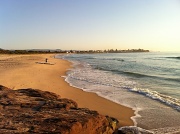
[0, 48, 63, 54]
[0, 48, 149, 54]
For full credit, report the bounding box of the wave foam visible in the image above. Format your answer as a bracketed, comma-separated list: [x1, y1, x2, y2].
[129, 88, 180, 111]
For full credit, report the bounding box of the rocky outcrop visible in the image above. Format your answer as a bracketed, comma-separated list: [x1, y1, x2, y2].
[0, 85, 119, 134]
[117, 126, 154, 134]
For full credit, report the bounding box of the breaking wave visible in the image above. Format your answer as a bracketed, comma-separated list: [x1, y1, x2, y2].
[66, 64, 180, 112]
[129, 88, 180, 112]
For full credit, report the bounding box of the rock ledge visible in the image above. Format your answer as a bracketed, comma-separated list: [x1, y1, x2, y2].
[0, 85, 118, 134]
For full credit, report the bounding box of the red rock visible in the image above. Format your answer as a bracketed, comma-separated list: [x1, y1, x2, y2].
[0, 85, 119, 134]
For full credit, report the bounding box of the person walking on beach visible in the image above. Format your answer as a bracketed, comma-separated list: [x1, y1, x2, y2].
[45, 58, 48, 63]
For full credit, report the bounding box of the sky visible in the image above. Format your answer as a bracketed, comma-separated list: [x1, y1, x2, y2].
[0, 0, 180, 51]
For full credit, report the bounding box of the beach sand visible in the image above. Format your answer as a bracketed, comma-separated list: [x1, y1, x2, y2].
[0, 54, 135, 126]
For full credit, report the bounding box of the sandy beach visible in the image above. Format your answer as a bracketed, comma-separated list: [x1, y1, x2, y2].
[0, 54, 134, 126]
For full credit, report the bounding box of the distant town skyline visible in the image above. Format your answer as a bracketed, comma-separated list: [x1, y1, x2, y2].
[0, 0, 180, 52]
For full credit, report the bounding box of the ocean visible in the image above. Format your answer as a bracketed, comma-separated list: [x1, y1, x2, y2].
[56, 52, 180, 133]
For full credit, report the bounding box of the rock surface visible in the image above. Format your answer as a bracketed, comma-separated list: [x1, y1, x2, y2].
[0, 85, 118, 134]
[118, 126, 154, 134]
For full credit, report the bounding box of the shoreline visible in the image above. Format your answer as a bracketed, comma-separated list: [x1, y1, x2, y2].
[0, 54, 135, 126]
[63, 70, 138, 126]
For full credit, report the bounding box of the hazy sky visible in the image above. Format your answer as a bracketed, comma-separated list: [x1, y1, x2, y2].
[0, 0, 180, 51]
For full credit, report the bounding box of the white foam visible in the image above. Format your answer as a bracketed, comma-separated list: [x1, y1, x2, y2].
[129, 88, 180, 111]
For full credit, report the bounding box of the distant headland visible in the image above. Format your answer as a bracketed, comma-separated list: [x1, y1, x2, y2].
[0, 48, 149, 54]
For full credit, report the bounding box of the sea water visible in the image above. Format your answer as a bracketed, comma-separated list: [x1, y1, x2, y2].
[56, 52, 180, 133]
